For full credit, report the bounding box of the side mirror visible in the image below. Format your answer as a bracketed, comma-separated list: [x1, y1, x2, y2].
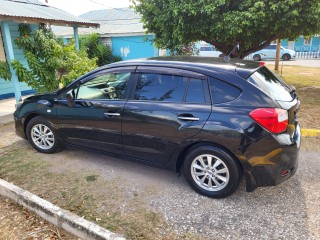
[66, 92, 75, 107]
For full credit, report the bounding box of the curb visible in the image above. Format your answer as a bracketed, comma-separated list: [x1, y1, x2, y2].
[301, 129, 320, 137]
[0, 179, 125, 240]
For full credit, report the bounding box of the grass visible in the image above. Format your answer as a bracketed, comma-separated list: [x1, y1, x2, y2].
[267, 64, 320, 129]
[0, 143, 203, 240]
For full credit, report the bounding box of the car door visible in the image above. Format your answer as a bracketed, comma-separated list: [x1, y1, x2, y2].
[264, 45, 277, 59]
[121, 66, 212, 164]
[55, 67, 136, 154]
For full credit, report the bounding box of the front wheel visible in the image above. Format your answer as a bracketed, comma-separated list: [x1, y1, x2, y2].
[282, 53, 291, 61]
[253, 54, 261, 61]
[183, 145, 241, 198]
[26, 116, 61, 154]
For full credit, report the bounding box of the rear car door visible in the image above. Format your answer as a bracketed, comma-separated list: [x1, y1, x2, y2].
[121, 66, 212, 164]
[55, 67, 135, 154]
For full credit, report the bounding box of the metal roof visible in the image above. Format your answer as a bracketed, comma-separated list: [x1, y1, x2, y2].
[0, 0, 99, 27]
[53, 8, 145, 37]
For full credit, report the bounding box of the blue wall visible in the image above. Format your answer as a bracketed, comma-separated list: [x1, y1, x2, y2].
[0, 22, 35, 99]
[292, 36, 320, 52]
[111, 35, 158, 60]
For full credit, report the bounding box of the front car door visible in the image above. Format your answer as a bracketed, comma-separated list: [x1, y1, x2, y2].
[121, 66, 212, 164]
[55, 67, 136, 154]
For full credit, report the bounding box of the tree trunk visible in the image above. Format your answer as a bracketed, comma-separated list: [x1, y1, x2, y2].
[275, 39, 281, 71]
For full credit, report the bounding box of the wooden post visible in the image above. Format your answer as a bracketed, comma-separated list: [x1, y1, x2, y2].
[73, 26, 79, 50]
[1, 22, 21, 102]
[275, 39, 281, 71]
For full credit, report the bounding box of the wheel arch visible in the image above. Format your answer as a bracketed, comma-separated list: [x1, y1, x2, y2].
[175, 141, 243, 174]
[23, 113, 40, 139]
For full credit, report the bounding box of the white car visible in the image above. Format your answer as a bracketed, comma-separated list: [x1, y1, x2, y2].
[199, 45, 223, 58]
[252, 44, 296, 61]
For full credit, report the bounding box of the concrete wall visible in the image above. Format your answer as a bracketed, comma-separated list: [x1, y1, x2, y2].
[0, 22, 35, 99]
[292, 36, 320, 52]
[111, 35, 158, 60]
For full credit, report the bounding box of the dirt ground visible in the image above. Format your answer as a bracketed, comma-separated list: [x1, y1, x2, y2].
[1, 122, 320, 239]
[0, 196, 76, 240]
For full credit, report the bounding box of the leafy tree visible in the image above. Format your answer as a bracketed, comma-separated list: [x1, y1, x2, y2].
[80, 33, 122, 66]
[11, 24, 97, 92]
[170, 42, 199, 56]
[132, 0, 320, 58]
[0, 61, 11, 80]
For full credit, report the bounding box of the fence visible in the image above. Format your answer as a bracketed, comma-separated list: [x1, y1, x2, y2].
[295, 51, 320, 59]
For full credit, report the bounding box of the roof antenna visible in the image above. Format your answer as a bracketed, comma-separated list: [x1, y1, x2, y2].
[224, 42, 239, 62]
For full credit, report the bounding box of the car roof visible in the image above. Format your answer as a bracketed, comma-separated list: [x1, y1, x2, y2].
[103, 56, 260, 79]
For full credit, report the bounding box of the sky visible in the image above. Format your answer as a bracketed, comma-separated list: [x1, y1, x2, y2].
[38, 0, 131, 16]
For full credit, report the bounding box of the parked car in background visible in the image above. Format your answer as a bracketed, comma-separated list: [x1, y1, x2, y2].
[199, 44, 223, 57]
[14, 57, 301, 198]
[252, 44, 296, 61]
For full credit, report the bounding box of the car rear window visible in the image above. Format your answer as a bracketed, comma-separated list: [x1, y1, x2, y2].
[247, 67, 293, 101]
[209, 78, 241, 104]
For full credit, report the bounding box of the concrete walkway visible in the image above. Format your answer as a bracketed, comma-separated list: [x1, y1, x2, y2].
[0, 97, 17, 125]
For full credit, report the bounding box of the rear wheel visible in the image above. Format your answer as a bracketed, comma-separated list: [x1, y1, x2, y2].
[26, 116, 61, 154]
[253, 54, 261, 61]
[282, 53, 291, 61]
[183, 145, 241, 198]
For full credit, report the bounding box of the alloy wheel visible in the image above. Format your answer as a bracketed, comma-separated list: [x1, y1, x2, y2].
[191, 154, 230, 191]
[31, 124, 55, 150]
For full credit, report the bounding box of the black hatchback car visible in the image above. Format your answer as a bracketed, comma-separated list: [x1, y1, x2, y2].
[14, 56, 301, 198]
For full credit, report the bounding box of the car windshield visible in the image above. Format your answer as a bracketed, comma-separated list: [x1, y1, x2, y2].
[247, 67, 293, 101]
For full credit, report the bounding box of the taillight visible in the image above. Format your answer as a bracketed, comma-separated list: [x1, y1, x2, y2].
[249, 108, 288, 134]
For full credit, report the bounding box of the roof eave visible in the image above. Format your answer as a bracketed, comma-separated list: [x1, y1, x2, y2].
[0, 15, 100, 28]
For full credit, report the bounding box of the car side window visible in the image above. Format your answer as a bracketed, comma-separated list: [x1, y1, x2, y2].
[77, 72, 131, 100]
[134, 73, 188, 102]
[185, 78, 206, 103]
[209, 78, 241, 104]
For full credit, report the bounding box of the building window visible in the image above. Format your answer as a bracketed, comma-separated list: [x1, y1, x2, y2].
[304, 37, 312, 45]
[0, 27, 7, 62]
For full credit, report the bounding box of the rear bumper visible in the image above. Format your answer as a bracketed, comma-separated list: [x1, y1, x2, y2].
[244, 124, 301, 191]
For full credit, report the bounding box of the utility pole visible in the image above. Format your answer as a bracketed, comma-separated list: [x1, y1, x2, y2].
[45, 0, 48, 3]
[275, 39, 281, 71]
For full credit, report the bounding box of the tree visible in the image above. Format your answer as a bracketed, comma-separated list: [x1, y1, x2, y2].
[80, 33, 122, 66]
[11, 24, 97, 92]
[0, 61, 11, 80]
[132, 0, 320, 58]
[170, 42, 199, 56]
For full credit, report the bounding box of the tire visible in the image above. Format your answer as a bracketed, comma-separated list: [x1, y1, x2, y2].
[183, 145, 241, 198]
[26, 116, 61, 154]
[253, 54, 261, 61]
[282, 53, 291, 61]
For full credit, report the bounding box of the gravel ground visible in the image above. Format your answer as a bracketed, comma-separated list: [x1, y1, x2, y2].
[37, 145, 320, 240]
[1, 123, 319, 239]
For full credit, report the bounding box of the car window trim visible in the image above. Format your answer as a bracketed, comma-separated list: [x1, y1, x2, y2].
[136, 66, 207, 79]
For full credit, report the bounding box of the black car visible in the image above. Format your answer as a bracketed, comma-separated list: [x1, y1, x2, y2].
[14, 56, 301, 198]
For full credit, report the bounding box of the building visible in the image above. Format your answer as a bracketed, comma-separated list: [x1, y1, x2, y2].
[282, 36, 320, 52]
[54, 8, 160, 60]
[0, 0, 99, 101]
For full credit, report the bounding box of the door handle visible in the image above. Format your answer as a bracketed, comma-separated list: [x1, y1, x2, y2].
[104, 112, 120, 117]
[177, 115, 199, 121]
